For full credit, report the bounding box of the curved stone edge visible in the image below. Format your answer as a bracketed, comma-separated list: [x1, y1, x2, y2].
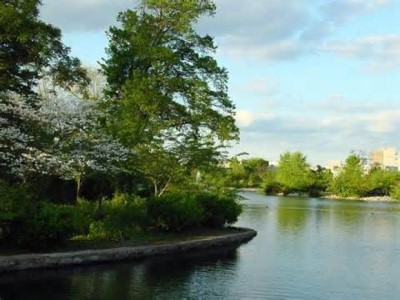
[0, 228, 257, 272]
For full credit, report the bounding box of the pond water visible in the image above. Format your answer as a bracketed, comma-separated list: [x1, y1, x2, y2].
[1, 192, 400, 299]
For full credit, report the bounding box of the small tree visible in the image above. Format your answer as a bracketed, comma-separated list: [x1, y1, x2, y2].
[242, 158, 269, 187]
[0, 94, 130, 200]
[261, 167, 281, 195]
[366, 166, 398, 196]
[276, 151, 313, 195]
[330, 154, 367, 197]
[309, 165, 333, 197]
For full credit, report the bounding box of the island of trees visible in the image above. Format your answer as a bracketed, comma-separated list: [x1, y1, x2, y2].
[0, 0, 242, 250]
[222, 152, 400, 200]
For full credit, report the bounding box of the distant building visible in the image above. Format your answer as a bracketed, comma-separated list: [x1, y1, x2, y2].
[326, 160, 343, 176]
[369, 147, 399, 171]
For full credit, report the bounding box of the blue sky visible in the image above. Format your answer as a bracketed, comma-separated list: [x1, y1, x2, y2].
[40, 0, 400, 166]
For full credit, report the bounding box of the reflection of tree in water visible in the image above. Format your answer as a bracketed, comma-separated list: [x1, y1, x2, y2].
[0, 248, 238, 300]
[240, 204, 270, 228]
[276, 199, 310, 234]
[135, 248, 238, 298]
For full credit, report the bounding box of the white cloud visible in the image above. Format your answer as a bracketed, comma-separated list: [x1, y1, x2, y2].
[320, 0, 392, 24]
[366, 110, 400, 133]
[322, 34, 400, 71]
[40, 0, 395, 63]
[233, 106, 400, 165]
[40, 0, 133, 32]
[235, 110, 274, 127]
[198, 0, 309, 42]
[235, 78, 279, 97]
[221, 39, 305, 60]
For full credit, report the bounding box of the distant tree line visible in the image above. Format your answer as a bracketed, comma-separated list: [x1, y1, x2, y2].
[219, 152, 400, 200]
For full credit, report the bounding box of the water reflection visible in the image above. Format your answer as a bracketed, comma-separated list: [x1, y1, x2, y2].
[0, 247, 239, 300]
[276, 198, 310, 234]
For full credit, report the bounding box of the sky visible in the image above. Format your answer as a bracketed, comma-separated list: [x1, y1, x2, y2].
[40, 0, 400, 166]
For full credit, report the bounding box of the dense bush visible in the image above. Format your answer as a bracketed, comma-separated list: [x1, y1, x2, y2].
[147, 193, 205, 232]
[147, 192, 242, 231]
[87, 194, 148, 240]
[0, 180, 31, 220]
[390, 185, 400, 200]
[196, 192, 242, 228]
[0, 182, 93, 249]
[10, 202, 87, 249]
[0, 185, 243, 248]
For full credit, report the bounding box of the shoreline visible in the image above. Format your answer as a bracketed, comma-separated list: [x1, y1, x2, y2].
[320, 194, 399, 202]
[0, 227, 257, 272]
[239, 189, 399, 203]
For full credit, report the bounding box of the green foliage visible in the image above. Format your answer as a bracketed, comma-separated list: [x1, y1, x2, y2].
[0, 180, 31, 220]
[196, 192, 242, 228]
[261, 168, 282, 195]
[0, 0, 88, 98]
[147, 191, 242, 231]
[101, 0, 238, 196]
[148, 193, 205, 232]
[215, 157, 269, 188]
[309, 166, 333, 197]
[276, 152, 313, 195]
[9, 202, 87, 249]
[1, 0, 247, 250]
[86, 194, 148, 240]
[366, 167, 398, 196]
[390, 185, 400, 200]
[227, 158, 247, 187]
[330, 155, 367, 197]
[244, 158, 269, 187]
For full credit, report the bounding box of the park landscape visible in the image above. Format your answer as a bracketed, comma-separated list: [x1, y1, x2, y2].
[1, 1, 400, 299]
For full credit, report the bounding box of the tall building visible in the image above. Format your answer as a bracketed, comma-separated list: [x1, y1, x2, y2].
[369, 147, 398, 171]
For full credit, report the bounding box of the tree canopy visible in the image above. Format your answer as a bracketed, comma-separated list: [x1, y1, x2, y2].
[276, 151, 313, 195]
[101, 0, 239, 195]
[0, 0, 88, 100]
[329, 154, 367, 197]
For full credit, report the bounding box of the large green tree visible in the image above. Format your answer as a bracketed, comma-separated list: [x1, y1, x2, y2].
[101, 0, 238, 195]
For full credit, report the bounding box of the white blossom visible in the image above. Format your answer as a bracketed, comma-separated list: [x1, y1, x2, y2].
[1, 94, 130, 181]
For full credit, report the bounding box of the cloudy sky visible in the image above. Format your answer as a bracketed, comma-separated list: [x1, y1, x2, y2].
[40, 0, 400, 166]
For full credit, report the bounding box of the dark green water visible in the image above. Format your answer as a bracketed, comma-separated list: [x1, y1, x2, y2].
[1, 192, 400, 299]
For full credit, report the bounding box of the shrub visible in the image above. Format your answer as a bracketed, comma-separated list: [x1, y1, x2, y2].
[390, 185, 400, 200]
[196, 192, 242, 228]
[263, 181, 282, 195]
[11, 202, 87, 249]
[147, 192, 242, 231]
[0, 180, 30, 219]
[147, 193, 205, 232]
[87, 194, 149, 240]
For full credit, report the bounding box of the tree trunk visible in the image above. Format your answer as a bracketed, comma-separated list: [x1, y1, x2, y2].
[158, 177, 171, 197]
[76, 176, 81, 200]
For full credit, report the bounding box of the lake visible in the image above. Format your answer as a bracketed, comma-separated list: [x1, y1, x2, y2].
[1, 192, 400, 299]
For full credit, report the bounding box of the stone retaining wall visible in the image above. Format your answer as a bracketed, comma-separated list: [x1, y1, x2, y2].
[0, 228, 256, 272]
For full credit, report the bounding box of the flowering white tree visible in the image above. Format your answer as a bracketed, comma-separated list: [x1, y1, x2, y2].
[1, 93, 130, 198]
[0, 95, 56, 179]
[41, 95, 130, 197]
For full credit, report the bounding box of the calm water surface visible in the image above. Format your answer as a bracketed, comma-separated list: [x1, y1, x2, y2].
[1, 192, 400, 299]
